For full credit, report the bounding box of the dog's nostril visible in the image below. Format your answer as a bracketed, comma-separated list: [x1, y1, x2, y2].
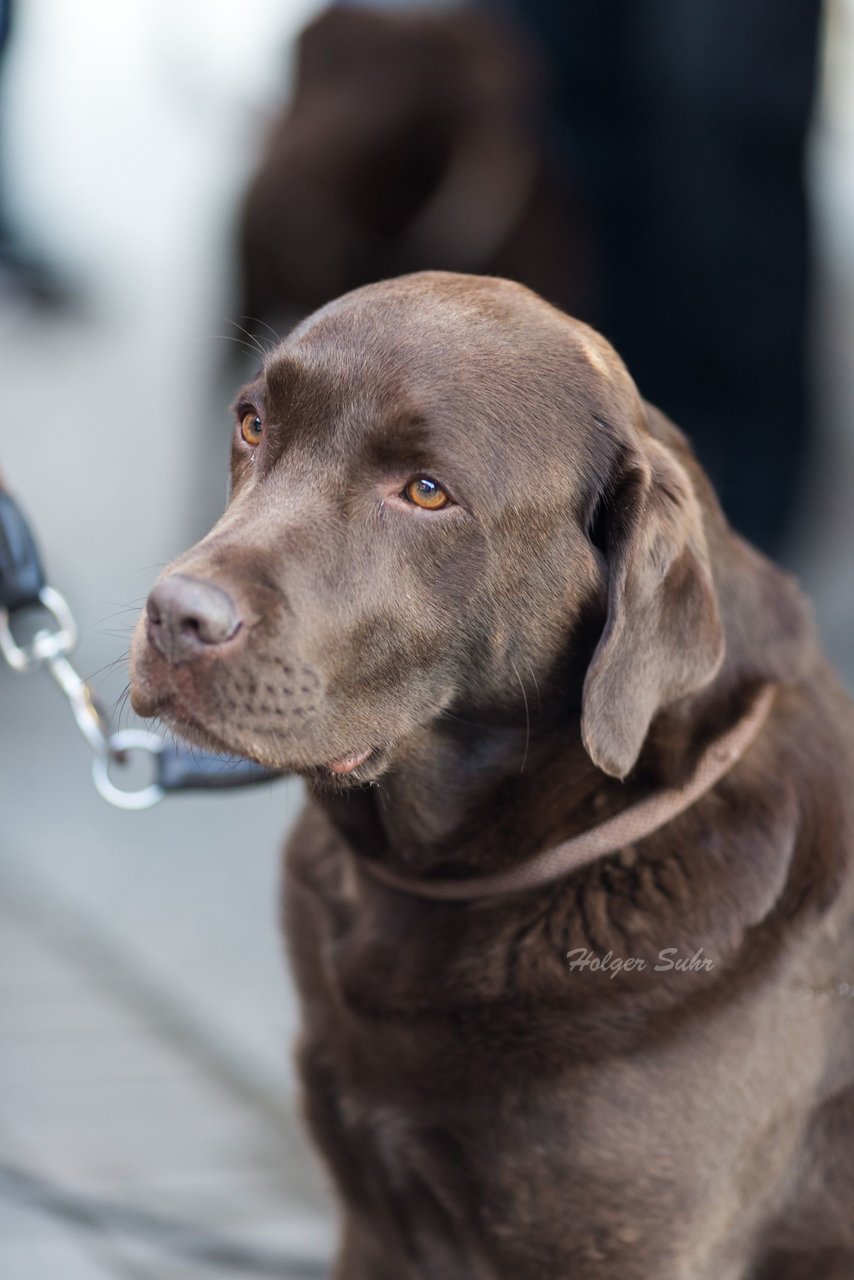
[145, 575, 242, 665]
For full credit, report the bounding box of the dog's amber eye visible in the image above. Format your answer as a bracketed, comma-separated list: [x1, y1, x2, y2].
[404, 477, 449, 510]
[240, 412, 263, 447]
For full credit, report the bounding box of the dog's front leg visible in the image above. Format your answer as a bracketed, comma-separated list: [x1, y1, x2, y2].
[331, 1216, 403, 1280]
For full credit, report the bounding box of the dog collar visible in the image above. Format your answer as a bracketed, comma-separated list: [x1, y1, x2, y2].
[357, 683, 778, 901]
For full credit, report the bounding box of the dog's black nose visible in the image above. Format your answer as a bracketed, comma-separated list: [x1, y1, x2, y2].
[146, 575, 241, 664]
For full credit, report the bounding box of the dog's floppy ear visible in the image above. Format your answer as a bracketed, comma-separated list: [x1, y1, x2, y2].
[580, 416, 725, 779]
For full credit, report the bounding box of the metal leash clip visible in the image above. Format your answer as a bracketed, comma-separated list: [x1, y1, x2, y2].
[0, 584, 77, 673]
[0, 488, 281, 809]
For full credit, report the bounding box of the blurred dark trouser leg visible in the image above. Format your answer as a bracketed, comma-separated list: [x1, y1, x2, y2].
[0, 0, 11, 244]
[0, 0, 70, 307]
[499, 0, 822, 558]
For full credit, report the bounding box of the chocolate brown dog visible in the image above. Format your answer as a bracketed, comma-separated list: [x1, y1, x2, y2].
[132, 273, 854, 1279]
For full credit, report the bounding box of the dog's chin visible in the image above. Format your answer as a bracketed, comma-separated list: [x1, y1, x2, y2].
[129, 673, 167, 722]
[161, 709, 265, 762]
[142, 693, 390, 785]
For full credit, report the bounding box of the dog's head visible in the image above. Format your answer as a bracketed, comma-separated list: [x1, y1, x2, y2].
[132, 272, 808, 786]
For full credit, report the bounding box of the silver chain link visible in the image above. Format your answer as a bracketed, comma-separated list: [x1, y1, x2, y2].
[0, 590, 166, 809]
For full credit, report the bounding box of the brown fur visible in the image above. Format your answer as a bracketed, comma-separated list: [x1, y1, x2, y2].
[238, 5, 584, 329]
[132, 272, 854, 1279]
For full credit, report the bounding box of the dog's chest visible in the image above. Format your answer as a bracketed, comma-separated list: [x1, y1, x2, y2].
[282, 805, 842, 1279]
[285, 833, 714, 1277]
[294, 996, 750, 1280]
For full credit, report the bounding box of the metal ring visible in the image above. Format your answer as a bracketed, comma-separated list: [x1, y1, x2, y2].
[0, 586, 78, 672]
[92, 729, 165, 810]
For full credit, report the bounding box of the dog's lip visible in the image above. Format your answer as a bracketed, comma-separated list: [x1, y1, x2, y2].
[326, 747, 374, 775]
[305, 743, 387, 788]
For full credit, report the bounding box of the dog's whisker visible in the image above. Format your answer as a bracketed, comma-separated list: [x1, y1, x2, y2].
[222, 316, 270, 360]
[93, 603, 146, 627]
[82, 652, 130, 685]
[241, 314, 283, 346]
[207, 333, 263, 359]
[524, 655, 542, 717]
[439, 709, 494, 730]
[112, 682, 133, 725]
[510, 658, 530, 775]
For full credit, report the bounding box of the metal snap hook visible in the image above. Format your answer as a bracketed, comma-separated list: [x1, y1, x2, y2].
[0, 586, 78, 672]
[92, 729, 165, 810]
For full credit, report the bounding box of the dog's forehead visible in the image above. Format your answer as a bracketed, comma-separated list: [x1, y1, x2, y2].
[259, 342, 482, 484]
[266, 284, 481, 400]
[257, 275, 639, 479]
[270, 271, 623, 387]
[396, 272, 616, 371]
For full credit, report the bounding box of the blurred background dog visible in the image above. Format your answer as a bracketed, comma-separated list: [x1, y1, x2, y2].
[238, 5, 585, 329]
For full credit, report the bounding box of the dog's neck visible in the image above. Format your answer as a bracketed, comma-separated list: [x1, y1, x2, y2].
[316, 705, 668, 877]
[316, 657, 768, 880]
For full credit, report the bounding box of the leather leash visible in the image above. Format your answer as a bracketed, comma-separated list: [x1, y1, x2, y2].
[358, 682, 778, 901]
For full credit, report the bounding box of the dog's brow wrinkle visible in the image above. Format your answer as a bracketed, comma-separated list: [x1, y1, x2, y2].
[364, 413, 434, 470]
[264, 352, 324, 412]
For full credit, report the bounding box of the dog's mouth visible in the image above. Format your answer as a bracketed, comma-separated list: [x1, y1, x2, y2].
[142, 689, 386, 785]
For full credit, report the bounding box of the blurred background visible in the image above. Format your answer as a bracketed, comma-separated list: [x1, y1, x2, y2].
[0, 0, 851, 1275]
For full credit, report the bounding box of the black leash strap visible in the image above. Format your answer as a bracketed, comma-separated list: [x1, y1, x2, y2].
[0, 489, 47, 612]
[0, 485, 283, 808]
